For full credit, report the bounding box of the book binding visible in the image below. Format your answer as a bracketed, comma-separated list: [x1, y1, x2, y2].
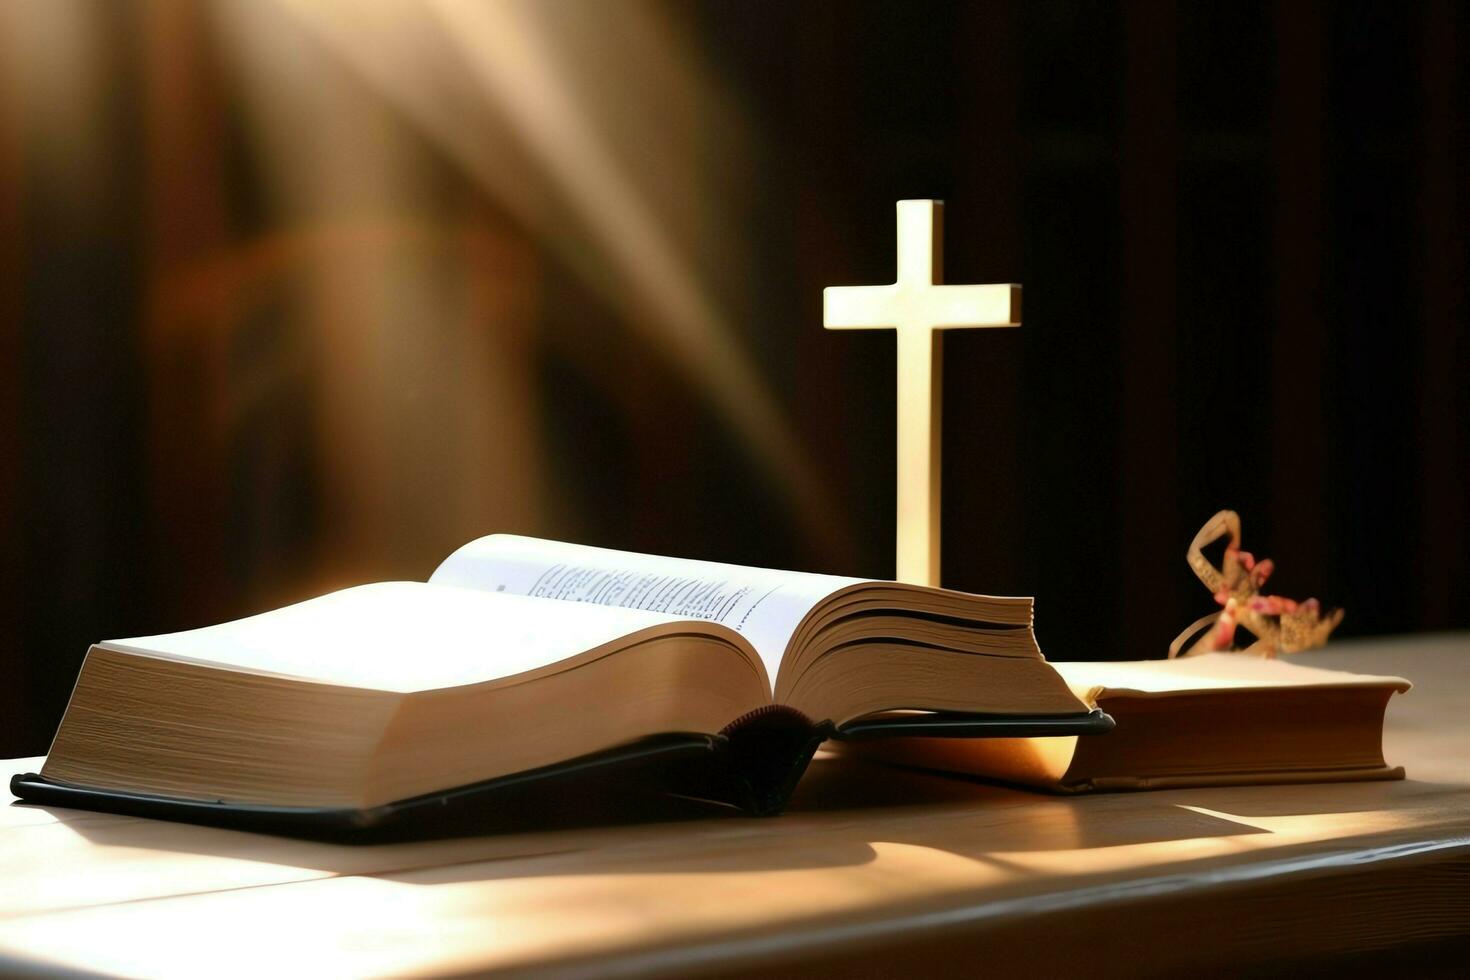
[10, 708, 1112, 840]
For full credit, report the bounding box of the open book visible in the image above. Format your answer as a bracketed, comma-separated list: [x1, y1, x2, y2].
[18, 535, 1108, 833]
[848, 654, 1410, 792]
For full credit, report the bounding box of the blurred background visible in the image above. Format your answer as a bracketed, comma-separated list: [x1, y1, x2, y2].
[1, 0, 1465, 756]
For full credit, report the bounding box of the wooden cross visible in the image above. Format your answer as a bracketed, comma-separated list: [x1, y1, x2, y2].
[824, 200, 1021, 587]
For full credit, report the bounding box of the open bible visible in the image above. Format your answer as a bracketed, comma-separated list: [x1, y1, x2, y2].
[15, 535, 1109, 835]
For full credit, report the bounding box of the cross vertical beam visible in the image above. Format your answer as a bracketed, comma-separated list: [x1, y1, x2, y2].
[824, 200, 1021, 587]
[896, 323, 944, 586]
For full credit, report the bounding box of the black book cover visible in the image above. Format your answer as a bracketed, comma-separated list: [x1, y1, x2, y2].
[10, 708, 1112, 841]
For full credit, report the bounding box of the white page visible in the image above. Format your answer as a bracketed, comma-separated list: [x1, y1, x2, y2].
[431, 534, 865, 680]
[103, 582, 690, 693]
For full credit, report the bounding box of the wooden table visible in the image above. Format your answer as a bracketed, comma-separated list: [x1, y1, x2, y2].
[4, 635, 1468, 977]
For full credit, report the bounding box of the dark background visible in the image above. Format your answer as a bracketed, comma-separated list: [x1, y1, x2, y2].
[2, 0, 1466, 757]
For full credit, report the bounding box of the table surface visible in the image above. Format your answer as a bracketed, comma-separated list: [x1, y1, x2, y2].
[3, 634, 1468, 978]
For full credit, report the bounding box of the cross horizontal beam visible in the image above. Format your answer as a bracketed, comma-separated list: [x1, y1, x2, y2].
[824, 282, 1021, 330]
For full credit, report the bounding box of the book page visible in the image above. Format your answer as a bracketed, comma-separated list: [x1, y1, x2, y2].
[430, 534, 865, 680]
[102, 582, 699, 693]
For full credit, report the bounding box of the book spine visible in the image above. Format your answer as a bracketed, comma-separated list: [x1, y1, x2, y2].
[718, 706, 830, 816]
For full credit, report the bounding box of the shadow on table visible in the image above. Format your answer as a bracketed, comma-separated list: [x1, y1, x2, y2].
[11, 751, 1325, 889]
[1156, 777, 1466, 818]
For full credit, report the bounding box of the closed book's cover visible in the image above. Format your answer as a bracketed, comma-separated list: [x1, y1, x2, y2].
[10, 708, 1112, 840]
[1066, 764, 1405, 794]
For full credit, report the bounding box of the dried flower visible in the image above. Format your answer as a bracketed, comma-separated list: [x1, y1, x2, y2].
[1170, 510, 1343, 659]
